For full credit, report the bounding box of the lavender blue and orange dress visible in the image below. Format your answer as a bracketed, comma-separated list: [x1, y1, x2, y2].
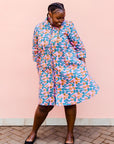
[32, 17, 100, 106]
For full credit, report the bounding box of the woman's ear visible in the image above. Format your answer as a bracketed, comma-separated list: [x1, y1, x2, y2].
[48, 11, 52, 18]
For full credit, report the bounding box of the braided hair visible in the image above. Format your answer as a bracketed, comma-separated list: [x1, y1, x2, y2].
[48, 2, 65, 13]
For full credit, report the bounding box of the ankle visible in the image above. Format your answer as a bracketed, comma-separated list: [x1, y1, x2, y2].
[67, 132, 73, 137]
[30, 130, 37, 136]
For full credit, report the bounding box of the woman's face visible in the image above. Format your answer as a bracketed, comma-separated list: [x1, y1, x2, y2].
[49, 9, 65, 27]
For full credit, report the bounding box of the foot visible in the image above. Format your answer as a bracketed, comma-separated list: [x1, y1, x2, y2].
[25, 131, 36, 143]
[65, 133, 74, 144]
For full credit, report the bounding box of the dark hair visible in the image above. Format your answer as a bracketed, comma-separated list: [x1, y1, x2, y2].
[48, 2, 65, 13]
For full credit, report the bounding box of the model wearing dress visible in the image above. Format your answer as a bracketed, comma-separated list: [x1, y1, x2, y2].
[25, 2, 100, 144]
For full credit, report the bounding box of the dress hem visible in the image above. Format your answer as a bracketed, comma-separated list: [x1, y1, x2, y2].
[38, 86, 100, 106]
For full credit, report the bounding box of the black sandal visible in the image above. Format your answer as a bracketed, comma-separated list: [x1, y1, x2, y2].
[64, 136, 74, 144]
[24, 134, 37, 144]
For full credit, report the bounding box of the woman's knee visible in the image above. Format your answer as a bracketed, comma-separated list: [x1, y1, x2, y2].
[38, 105, 54, 113]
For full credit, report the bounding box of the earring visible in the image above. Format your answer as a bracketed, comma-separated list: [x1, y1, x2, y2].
[50, 17, 53, 24]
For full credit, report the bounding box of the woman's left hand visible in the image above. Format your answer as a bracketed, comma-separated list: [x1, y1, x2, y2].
[79, 58, 86, 63]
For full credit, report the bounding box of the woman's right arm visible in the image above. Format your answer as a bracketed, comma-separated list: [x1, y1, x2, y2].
[32, 26, 39, 62]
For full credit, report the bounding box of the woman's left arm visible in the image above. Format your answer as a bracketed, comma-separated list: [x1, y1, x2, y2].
[68, 21, 86, 63]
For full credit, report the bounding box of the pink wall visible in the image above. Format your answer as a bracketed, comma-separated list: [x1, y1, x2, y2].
[0, 0, 114, 119]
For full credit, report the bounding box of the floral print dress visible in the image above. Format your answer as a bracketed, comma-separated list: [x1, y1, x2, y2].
[32, 17, 100, 106]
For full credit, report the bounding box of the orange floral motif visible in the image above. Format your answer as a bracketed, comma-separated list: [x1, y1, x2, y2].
[77, 92, 83, 99]
[75, 77, 80, 84]
[61, 79, 67, 85]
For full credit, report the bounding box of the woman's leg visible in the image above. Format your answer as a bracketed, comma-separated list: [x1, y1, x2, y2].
[64, 104, 77, 143]
[25, 104, 54, 142]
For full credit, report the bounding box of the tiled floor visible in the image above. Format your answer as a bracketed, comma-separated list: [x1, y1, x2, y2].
[0, 126, 114, 144]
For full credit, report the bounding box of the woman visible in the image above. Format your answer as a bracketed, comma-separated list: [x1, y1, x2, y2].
[25, 2, 99, 144]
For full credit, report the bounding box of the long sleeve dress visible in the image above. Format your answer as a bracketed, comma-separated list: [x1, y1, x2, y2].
[32, 17, 100, 106]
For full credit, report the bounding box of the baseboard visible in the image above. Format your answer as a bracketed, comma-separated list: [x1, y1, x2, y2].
[0, 118, 114, 126]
